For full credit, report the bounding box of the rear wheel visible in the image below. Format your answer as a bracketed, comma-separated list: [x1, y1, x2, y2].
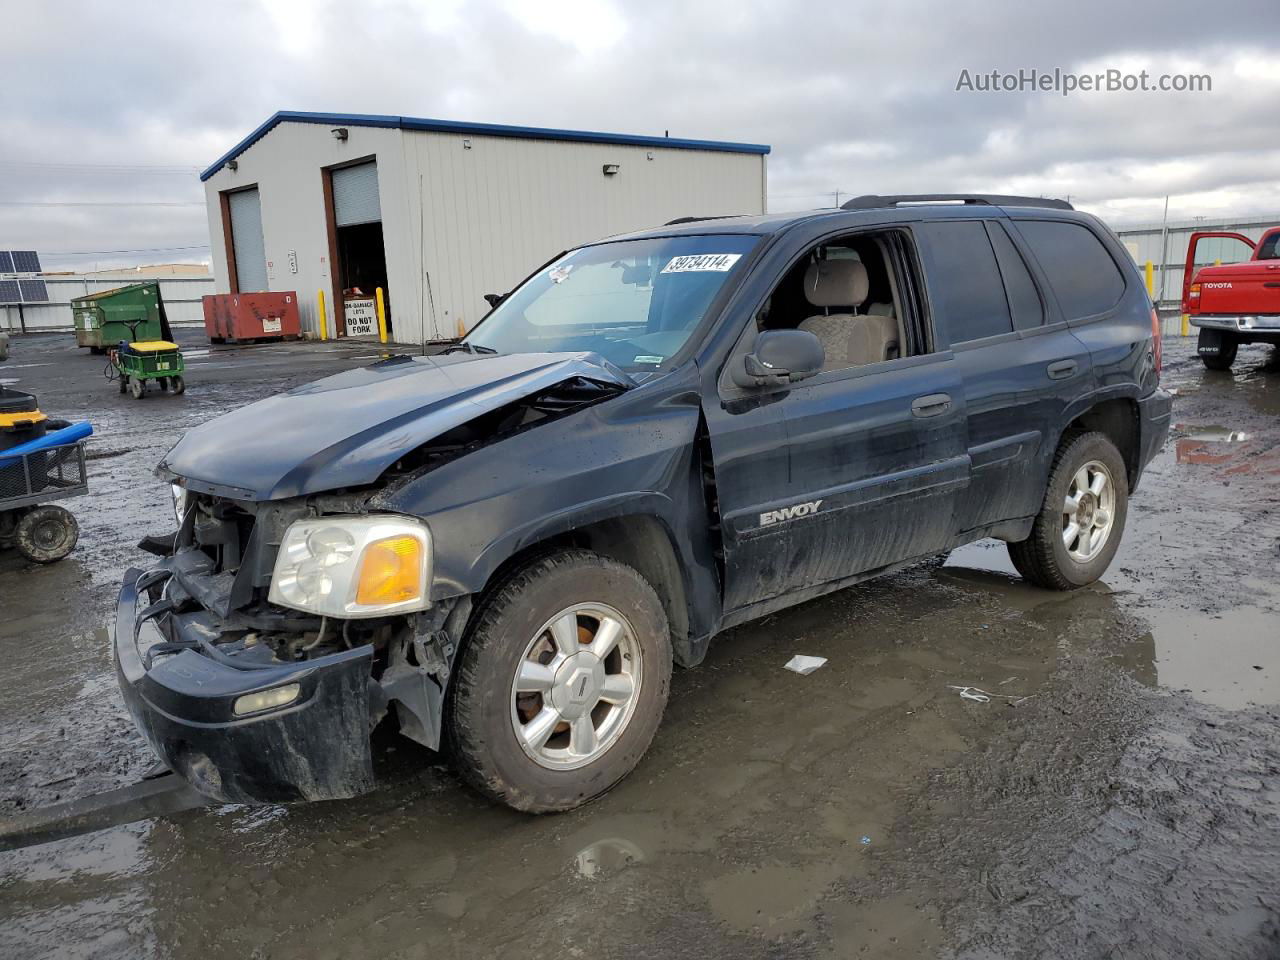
[1198, 329, 1238, 371]
[171, 375, 186, 395]
[1008, 431, 1128, 590]
[448, 550, 672, 812]
[129, 377, 145, 399]
[118, 374, 128, 394]
[15, 505, 79, 563]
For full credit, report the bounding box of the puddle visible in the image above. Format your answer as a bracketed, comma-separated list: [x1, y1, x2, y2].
[1173, 423, 1248, 442]
[1140, 604, 1280, 710]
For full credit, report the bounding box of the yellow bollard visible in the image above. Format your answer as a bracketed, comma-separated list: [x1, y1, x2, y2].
[316, 289, 328, 341]
[1144, 260, 1154, 298]
[375, 287, 388, 344]
[1181, 313, 1190, 337]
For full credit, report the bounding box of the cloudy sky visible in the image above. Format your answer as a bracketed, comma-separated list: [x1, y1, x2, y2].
[3, 0, 1279, 271]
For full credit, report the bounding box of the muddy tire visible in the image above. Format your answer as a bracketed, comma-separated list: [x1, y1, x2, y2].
[15, 505, 79, 563]
[171, 375, 185, 395]
[1198, 330, 1238, 371]
[129, 377, 145, 400]
[447, 549, 672, 813]
[1008, 431, 1128, 590]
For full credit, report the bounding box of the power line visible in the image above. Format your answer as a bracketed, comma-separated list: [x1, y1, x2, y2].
[45, 243, 210, 256]
[0, 199, 203, 207]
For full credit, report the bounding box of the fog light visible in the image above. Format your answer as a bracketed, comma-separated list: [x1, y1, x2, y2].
[233, 683, 300, 717]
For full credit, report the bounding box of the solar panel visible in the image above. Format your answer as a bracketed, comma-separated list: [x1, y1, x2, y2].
[0, 252, 12, 273]
[0, 280, 19, 303]
[18, 278, 48, 302]
[10, 251, 40, 273]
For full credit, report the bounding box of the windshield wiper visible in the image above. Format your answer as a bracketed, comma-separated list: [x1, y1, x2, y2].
[441, 341, 498, 355]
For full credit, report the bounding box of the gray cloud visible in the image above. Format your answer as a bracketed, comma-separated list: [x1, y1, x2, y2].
[2, 0, 1279, 270]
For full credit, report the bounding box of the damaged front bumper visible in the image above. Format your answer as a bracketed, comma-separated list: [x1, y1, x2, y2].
[114, 566, 377, 804]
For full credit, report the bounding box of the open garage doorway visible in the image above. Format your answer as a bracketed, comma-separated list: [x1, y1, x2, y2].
[324, 159, 391, 338]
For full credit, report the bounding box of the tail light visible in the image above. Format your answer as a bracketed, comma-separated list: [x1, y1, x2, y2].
[1187, 282, 1201, 314]
[1150, 306, 1162, 376]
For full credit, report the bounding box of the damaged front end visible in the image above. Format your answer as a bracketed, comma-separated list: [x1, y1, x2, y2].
[115, 492, 469, 804]
[114, 351, 632, 805]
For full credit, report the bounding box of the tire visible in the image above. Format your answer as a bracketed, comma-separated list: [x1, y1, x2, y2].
[171, 375, 186, 395]
[129, 377, 145, 399]
[1008, 431, 1129, 590]
[118, 375, 128, 394]
[15, 505, 79, 563]
[1198, 330, 1238, 371]
[448, 549, 672, 813]
[159, 377, 169, 391]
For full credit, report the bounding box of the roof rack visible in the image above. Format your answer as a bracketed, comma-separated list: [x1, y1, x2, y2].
[663, 215, 743, 225]
[841, 194, 1073, 211]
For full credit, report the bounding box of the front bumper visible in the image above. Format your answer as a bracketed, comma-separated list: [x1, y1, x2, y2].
[1135, 387, 1173, 490]
[114, 567, 377, 804]
[1190, 315, 1280, 336]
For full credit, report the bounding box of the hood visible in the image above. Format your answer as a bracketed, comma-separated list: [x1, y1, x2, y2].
[160, 351, 633, 501]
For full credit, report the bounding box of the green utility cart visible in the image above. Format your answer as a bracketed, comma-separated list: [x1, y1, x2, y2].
[71, 282, 172, 353]
[110, 339, 186, 399]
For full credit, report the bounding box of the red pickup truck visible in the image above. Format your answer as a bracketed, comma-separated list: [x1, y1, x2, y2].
[1183, 226, 1280, 369]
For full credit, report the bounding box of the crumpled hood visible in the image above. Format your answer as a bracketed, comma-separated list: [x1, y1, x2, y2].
[159, 351, 632, 501]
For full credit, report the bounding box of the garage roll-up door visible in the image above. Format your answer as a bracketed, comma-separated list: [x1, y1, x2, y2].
[332, 162, 381, 226]
[227, 187, 268, 292]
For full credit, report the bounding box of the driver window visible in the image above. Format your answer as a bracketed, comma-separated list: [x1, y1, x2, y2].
[755, 231, 920, 373]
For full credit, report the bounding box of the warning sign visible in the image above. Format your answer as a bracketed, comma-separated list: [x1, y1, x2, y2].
[345, 298, 377, 337]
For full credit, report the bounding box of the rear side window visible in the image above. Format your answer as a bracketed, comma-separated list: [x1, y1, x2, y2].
[986, 222, 1044, 330]
[919, 221, 1013, 344]
[1014, 220, 1126, 319]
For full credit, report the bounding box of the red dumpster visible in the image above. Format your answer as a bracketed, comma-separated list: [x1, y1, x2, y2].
[202, 293, 301, 343]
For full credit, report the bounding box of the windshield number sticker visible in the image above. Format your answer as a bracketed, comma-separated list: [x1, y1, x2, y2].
[633, 355, 663, 364]
[548, 264, 574, 284]
[661, 253, 742, 274]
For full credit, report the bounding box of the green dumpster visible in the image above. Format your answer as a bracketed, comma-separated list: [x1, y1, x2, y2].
[71, 282, 173, 352]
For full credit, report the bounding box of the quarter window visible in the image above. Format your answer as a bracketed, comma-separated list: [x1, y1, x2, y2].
[919, 221, 1013, 344]
[1014, 220, 1126, 319]
[987, 222, 1044, 330]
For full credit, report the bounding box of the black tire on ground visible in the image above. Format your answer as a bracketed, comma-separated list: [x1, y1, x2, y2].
[159, 377, 169, 391]
[171, 375, 185, 395]
[118, 375, 128, 394]
[130, 378, 145, 399]
[1200, 339, 1238, 371]
[15, 505, 79, 563]
[447, 549, 672, 813]
[1008, 431, 1129, 590]
[90, 346, 104, 355]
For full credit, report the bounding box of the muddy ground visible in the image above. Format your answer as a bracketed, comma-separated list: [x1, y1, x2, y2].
[0, 331, 1277, 960]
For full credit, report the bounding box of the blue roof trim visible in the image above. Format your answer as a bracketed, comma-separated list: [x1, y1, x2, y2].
[200, 110, 770, 181]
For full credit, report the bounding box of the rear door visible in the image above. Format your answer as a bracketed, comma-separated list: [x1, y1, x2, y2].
[915, 219, 1091, 533]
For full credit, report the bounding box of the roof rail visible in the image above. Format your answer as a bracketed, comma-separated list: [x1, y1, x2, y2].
[663, 215, 742, 225]
[841, 194, 1073, 211]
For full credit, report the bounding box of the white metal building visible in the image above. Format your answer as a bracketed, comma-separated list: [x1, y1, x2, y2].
[1115, 213, 1280, 310]
[201, 112, 770, 343]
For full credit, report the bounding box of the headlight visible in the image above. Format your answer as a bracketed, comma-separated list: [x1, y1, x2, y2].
[171, 483, 190, 526]
[268, 515, 432, 618]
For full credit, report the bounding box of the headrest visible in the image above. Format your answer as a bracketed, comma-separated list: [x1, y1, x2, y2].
[803, 259, 869, 308]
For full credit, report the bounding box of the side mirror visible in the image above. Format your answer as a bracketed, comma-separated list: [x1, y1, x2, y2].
[483, 292, 506, 309]
[731, 329, 825, 389]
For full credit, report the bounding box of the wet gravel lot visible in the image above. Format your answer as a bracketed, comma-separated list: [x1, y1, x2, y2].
[1, 330, 1277, 959]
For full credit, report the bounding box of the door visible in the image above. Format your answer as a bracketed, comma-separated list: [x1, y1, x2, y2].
[1182, 231, 1254, 310]
[917, 219, 1093, 533]
[226, 188, 267, 293]
[707, 227, 968, 613]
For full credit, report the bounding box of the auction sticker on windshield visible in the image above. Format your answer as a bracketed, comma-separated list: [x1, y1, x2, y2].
[661, 253, 742, 273]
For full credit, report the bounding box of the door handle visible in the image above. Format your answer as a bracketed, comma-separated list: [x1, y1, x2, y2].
[1046, 359, 1077, 380]
[911, 393, 952, 418]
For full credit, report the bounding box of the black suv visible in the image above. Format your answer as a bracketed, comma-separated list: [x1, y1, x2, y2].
[115, 194, 1172, 812]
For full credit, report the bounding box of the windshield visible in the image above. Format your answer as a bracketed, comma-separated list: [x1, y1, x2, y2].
[464, 234, 758, 371]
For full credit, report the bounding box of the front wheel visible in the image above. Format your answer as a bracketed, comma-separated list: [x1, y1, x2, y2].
[171, 375, 185, 395]
[1008, 431, 1129, 590]
[448, 550, 672, 812]
[15, 505, 79, 563]
[129, 377, 145, 400]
